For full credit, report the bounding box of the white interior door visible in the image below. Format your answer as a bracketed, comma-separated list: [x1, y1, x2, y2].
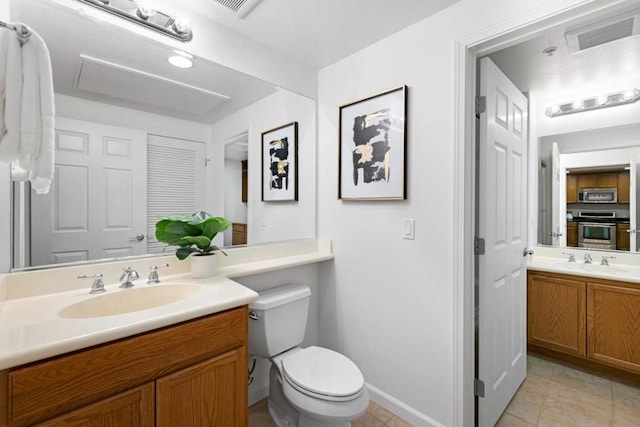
[478, 57, 528, 427]
[551, 143, 567, 246]
[31, 118, 147, 265]
[630, 158, 640, 251]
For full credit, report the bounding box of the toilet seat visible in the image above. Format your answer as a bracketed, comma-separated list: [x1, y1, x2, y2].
[281, 346, 365, 402]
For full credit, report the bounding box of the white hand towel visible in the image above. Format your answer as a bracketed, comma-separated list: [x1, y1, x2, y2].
[17, 26, 55, 194]
[0, 27, 23, 162]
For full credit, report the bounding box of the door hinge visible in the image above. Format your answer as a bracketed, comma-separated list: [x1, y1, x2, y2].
[474, 379, 485, 398]
[474, 237, 485, 255]
[475, 96, 486, 118]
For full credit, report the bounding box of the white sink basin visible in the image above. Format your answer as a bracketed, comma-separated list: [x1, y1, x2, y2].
[58, 284, 203, 319]
[552, 261, 629, 275]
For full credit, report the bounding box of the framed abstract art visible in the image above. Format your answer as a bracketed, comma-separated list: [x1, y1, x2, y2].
[261, 121, 298, 202]
[338, 85, 407, 200]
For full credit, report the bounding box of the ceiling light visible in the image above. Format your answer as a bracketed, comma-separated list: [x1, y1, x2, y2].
[545, 88, 640, 117]
[76, 0, 193, 42]
[595, 95, 608, 106]
[168, 51, 194, 69]
[136, 5, 157, 20]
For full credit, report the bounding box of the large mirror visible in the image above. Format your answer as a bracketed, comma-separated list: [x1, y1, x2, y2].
[488, 7, 640, 254]
[11, 0, 317, 269]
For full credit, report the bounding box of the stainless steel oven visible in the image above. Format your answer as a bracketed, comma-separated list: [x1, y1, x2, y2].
[578, 222, 616, 249]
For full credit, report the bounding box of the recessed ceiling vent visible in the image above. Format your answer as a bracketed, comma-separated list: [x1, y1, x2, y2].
[211, 0, 264, 18]
[565, 9, 640, 53]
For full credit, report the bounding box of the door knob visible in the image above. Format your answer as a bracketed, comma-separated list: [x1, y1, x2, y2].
[523, 248, 534, 257]
[129, 234, 145, 242]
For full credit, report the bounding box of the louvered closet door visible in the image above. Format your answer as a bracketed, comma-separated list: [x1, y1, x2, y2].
[147, 135, 206, 254]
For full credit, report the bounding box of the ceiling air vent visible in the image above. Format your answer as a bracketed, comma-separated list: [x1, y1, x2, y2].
[565, 9, 640, 53]
[211, 0, 263, 18]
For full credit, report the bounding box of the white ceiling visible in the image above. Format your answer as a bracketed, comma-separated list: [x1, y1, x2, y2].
[489, 5, 640, 98]
[16, 0, 461, 127]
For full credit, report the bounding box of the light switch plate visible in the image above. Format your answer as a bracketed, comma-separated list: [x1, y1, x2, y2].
[402, 218, 415, 240]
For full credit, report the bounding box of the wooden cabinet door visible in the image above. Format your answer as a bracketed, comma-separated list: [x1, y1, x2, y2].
[587, 283, 640, 374]
[617, 223, 630, 251]
[578, 173, 598, 189]
[241, 160, 248, 203]
[566, 221, 578, 247]
[597, 172, 617, 188]
[37, 384, 154, 427]
[618, 171, 630, 204]
[566, 174, 578, 203]
[156, 348, 247, 427]
[527, 273, 586, 356]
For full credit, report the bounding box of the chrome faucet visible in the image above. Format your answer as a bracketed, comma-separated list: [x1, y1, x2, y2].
[562, 252, 576, 263]
[119, 267, 139, 288]
[147, 264, 169, 284]
[78, 273, 105, 294]
[584, 253, 593, 264]
[601, 256, 616, 266]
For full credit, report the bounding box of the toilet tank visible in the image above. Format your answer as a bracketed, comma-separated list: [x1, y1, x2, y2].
[248, 283, 311, 357]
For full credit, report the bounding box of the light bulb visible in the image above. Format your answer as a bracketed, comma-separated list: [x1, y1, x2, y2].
[550, 105, 560, 115]
[136, 5, 157, 20]
[623, 90, 636, 101]
[572, 100, 584, 110]
[172, 18, 191, 35]
[595, 95, 608, 106]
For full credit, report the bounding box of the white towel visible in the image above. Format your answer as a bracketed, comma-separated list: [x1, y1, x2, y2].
[0, 27, 23, 162]
[16, 26, 55, 194]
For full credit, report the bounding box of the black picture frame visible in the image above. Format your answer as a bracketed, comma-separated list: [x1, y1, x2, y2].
[261, 121, 298, 202]
[338, 85, 407, 200]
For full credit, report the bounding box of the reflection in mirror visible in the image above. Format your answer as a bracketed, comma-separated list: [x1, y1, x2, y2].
[11, 0, 316, 269]
[538, 125, 640, 253]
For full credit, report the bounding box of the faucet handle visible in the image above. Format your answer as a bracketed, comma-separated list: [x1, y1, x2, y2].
[601, 256, 616, 266]
[562, 251, 576, 263]
[147, 264, 169, 284]
[584, 253, 593, 264]
[78, 273, 106, 294]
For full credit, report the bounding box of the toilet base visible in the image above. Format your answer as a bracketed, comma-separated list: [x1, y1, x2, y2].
[267, 364, 354, 427]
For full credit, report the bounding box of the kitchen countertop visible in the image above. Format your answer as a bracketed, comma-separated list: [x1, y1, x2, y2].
[0, 239, 333, 370]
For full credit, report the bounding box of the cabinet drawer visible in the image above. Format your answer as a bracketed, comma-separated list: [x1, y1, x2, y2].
[9, 306, 247, 426]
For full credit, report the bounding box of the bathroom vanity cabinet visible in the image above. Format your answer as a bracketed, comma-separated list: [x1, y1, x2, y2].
[528, 271, 640, 379]
[0, 306, 248, 427]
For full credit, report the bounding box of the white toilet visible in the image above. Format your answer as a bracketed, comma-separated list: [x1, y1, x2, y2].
[248, 283, 369, 427]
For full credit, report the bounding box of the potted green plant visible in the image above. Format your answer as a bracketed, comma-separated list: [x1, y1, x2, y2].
[155, 211, 231, 278]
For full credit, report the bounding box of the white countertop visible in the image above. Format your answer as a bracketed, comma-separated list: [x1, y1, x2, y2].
[0, 239, 333, 370]
[527, 246, 640, 284]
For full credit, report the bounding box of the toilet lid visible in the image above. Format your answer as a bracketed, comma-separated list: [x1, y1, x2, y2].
[282, 346, 364, 399]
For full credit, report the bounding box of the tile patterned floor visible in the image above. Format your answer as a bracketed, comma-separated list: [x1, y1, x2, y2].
[248, 398, 412, 427]
[250, 355, 640, 427]
[497, 355, 640, 427]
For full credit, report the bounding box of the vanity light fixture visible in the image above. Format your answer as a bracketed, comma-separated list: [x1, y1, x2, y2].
[546, 88, 640, 117]
[168, 51, 194, 69]
[76, 0, 193, 42]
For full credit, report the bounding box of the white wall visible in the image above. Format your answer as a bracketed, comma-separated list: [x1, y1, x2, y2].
[210, 89, 316, 245]
[0, 0, 11, 274]
[316, 0, 594, 425]
[223, 160, 247, 246]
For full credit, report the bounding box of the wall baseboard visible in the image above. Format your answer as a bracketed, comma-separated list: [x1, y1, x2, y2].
[366, 382, 445, 427]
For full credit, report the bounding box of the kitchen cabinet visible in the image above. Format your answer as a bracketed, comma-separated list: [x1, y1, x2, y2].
[617, 223, 630, 251]
[528, 270, 640, 379]
[567, 221, 578, 247]
[587, 282, 640, 374]
[566, 174, 578, 203]
[578, 172, 617, 189]
[527, 272, 586, 356]
[617, 171, 630, 203]
[241, 160, 248, 203]
[233, 223, 247, 246]
[2, 306, 248, 427]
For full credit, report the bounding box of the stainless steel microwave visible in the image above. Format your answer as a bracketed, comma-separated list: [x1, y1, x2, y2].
[577, 188, 617, 204]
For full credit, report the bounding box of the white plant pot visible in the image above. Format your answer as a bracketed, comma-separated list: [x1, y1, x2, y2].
[190, 254, 217, 278]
